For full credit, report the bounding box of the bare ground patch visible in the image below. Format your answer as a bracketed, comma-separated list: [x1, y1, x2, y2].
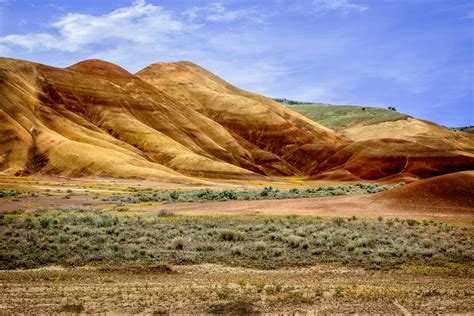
[0, 264, 472, 314]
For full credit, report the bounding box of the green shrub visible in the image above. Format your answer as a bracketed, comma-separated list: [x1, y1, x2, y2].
[353, 247, 372, 255]
[0, 190, 21, 198]
[218, 190, 238, 200]
[95, 215, 117, 228]
[196, 189, 214, 200]
[265, 224, 279, 233]
[420, 238, 434, 248]
[272, 248, 284, 257]
[371, 256, 383, 264]
[285, 235, 303, 248]
[355, 237, 371, 248]
[169, 190, 179, 200]
[260, 186, 278, 197]
[231, 246, 243, 256]
[39, 218, 53, 229]
[332, 217, 345, 226]
[170, 237, 185, 250]
[158, 209, 175, 217]
[406, 219, 419, 226]
[289, 188, 300, 194]
[255, 241, 267, 251]
[219, 229, 244, 241]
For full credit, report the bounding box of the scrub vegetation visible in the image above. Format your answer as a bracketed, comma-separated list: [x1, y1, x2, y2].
[1, 208, 471, 270]
[107, 183, 403, 204]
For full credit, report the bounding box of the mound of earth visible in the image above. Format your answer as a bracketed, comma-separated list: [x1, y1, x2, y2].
[343, 118, 474, 151]
[372, 171, 474, 211]
[311, 138, 474, 180]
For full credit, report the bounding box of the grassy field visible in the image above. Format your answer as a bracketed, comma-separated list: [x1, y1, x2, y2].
[1, 209, 473, 314]
[2, 208, 472, 270]
[283, 103, 410, 131]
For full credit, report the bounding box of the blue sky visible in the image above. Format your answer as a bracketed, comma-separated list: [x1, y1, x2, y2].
[0, 0, 473, 127]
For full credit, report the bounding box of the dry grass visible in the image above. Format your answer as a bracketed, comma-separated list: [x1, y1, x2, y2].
[0, 263, 472, 314]
[1, 209, 472, 270]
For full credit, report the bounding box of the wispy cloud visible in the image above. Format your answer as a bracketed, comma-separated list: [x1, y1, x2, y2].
[0, 0, 471, 126]
[312, 0, 368, 14]
[207, 3, 265, 22]
[184, 2, 266, 23]
[0, 0, 183, 52]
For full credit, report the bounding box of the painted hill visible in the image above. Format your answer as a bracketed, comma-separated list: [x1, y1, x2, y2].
[136, 61, 352, 174]
[0, 58, 349, 182]
[0, 57, 473, 183]
[372, 170, 474, 212]
[280, 103, 474, 181]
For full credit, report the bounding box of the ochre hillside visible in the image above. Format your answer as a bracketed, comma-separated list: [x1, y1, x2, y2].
[0, 57, 348, 181]
[137, 62, 474, 181]
[137, 61, 350, 174]
[0, 57, 473, 183]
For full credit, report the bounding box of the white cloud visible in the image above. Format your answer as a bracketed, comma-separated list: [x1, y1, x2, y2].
[207, 3, 263, 22]
[184, 2, 266, 23]
[312, 0, 368, 14]
[0, 0, 184, 52]
[183, 7, 201, 21]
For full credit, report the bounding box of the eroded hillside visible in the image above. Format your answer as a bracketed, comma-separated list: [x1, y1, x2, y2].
[0, 57, 473, 182]
[0, 58, 348, 181]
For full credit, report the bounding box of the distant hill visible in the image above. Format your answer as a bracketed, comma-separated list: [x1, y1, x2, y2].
[275, 100, 474, 153]
[451, 126, 474, 134]
[276, 101, 410, 131]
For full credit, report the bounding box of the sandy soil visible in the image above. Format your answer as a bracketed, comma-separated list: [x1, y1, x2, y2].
[1, 173, 472, 222]
[1, 264, 472, 314]
[159, 194, 473, 221]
